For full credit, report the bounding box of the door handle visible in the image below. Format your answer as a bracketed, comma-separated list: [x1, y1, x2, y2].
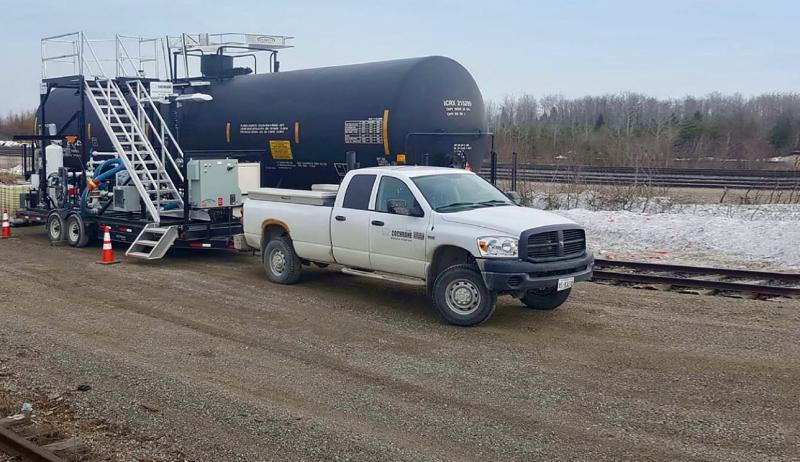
[335, 215, 346, 222]
[371, 220, 384, 227]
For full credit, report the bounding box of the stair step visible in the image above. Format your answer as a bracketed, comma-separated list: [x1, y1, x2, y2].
[127, 251, 153, 258]
[146, 227, 170, 234]
[135, 239, 160, 246]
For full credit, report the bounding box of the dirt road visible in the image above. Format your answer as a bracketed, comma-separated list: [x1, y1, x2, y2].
[1, 226, 798, 461]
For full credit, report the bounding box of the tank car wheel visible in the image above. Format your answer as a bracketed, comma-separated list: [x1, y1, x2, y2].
[65, 214, 90, 248]
[46, 212, 64, 242]
[263, 236, 302, 284]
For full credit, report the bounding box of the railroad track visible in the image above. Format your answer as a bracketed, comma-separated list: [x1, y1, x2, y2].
[0, 413, 85, 461]
[592, 259, 800, 298]
[481, 164, 800, 190]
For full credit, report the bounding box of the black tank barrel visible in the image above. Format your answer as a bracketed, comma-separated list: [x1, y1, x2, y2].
[43, 56, 489, 189]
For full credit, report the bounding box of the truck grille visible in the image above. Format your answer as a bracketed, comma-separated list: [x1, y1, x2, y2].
[524, 228, 586, 261]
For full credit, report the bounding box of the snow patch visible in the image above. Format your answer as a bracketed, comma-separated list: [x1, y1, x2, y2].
[0, 165, 23, 175]
[550, 205, 800, 270]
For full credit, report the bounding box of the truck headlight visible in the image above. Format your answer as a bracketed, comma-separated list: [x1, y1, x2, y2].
[477, 236, 518, 257]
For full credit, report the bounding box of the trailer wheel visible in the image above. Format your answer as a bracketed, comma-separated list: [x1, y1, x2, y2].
[432, 264, 496, 326]
[520, 287, 571, 310]
[65, 214, 90, 248]
[46, 212, 64, 242]
[263, 236, 302, 284]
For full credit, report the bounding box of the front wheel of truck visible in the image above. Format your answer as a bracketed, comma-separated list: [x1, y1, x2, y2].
[263, 236, 302, 284]
[520, 287, 571, 310]
[432, 265, 496, 326]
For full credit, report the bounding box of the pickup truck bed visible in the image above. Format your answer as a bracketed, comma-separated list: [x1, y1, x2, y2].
[244, 187, 336, 264]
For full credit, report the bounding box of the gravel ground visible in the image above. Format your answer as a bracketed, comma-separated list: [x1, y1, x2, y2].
[1, 226, 799, 461]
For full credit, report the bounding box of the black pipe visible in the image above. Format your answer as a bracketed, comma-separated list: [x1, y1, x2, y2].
[39, 84, 53, 208]
[490, 151, 497, 185]
[511, 151, 518, 192]
[346, 151, 357, 171]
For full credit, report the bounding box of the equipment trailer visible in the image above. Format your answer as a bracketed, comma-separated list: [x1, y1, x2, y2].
[14, 32, 290, 258]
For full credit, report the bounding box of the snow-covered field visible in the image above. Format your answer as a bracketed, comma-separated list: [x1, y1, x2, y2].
[552, 204, 800, 270]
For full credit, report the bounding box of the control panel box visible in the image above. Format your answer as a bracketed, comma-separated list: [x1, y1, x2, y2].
[187, 159, 242, 208]
[113, 185, 142, 212]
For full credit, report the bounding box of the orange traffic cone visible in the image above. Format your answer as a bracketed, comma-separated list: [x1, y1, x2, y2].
[1, 210, 11, 239]
[97, 226, 119, 265]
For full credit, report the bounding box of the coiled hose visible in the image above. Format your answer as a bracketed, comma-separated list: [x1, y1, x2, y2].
[81, 158, 126, 214]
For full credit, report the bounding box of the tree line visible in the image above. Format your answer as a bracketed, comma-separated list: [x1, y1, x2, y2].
[4, 93, 800, 168]
[488, 93, 800, 168]
[0, 110, 35, 140]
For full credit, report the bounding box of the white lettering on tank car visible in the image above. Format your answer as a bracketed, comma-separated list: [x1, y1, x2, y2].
[443, 99, 472, 117]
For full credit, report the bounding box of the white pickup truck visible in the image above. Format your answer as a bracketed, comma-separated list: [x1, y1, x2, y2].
[242, 166, 592, 326]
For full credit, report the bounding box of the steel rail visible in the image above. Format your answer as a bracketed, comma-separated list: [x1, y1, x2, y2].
[0, 425, 66, 462]
[489, 164, 800, 178]
[479, 164, 800, 190]
[481, 171, 799, 189]
[592, 270, 800, 297]
[594, 259, 800, 282]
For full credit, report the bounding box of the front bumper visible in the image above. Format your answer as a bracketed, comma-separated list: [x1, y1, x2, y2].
[476, 253, 594, 292]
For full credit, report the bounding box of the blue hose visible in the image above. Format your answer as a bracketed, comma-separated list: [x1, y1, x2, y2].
[81, 158, 126, 214]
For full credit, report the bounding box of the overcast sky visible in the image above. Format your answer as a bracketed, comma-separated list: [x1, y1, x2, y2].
[1, 0, 797, 112]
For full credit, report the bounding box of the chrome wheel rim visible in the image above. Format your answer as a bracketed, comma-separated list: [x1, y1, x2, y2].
[68, 220, 80, 243]
[48, 218, 61, 240]
[270, 248, 286, 275]
[445, 279, 481, 315]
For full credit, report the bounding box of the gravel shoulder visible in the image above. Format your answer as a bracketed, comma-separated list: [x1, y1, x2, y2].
[1, 226, 799, 461]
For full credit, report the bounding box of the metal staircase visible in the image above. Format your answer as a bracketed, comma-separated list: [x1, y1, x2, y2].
[126, 223, 180, 259]
[84, 78, 185, 224]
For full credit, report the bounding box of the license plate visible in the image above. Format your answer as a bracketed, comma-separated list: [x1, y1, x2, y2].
[557, 277, 574, 291]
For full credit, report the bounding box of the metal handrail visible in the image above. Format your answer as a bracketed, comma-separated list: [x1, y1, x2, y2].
[123, 80, 185, 182]
[115, 37, 141, 77]
[42, 32, 164, 80]
[85, 80, 163, 221]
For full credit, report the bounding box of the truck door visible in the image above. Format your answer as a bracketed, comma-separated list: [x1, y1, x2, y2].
[369, 175, 429, 278]
[331, 173, 377, 269]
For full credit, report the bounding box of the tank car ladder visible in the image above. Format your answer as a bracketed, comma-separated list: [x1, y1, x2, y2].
[84, 78, 184, 259]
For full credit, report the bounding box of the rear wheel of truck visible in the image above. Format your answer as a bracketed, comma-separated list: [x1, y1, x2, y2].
[520, 287, 571, 310]
[263, 236, 302, 284]
[432, 264, 496, 326]
[65, 214, 90, 248]
[46, 212, 64, 242]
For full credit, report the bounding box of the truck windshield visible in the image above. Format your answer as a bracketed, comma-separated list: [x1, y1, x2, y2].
[412, 173, 514, 213]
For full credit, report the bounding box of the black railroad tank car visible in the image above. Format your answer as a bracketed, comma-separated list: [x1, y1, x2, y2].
[42, 56, 489, 189]
[180, 55, 488, 188]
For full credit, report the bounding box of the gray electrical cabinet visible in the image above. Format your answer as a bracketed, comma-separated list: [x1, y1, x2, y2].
[113, 185, 142, 212]
[187, 159, 242, 208]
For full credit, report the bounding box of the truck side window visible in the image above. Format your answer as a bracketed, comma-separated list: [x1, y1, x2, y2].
[376, 176, 422, 216]
[342, 174, 377, 210]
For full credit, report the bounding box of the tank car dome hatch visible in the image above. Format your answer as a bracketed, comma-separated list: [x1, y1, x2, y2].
[176, 55, 490, 188]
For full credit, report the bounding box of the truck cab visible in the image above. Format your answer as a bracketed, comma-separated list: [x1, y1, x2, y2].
[243, 166, 593, 326]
